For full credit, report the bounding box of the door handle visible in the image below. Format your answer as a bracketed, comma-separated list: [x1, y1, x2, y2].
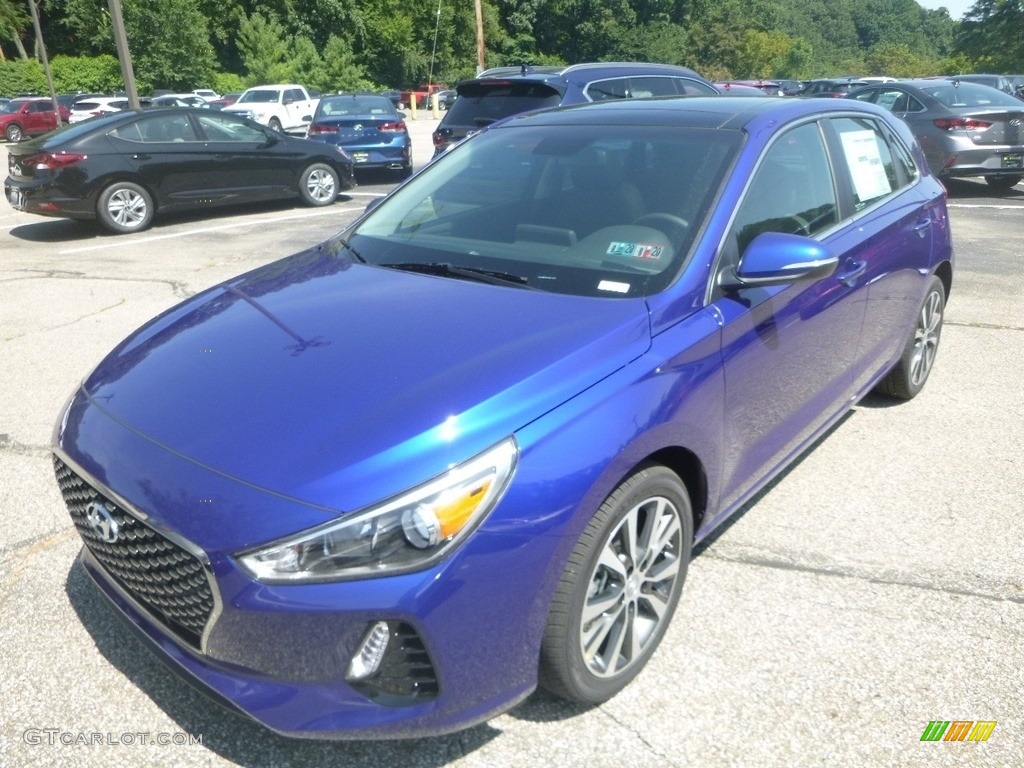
[912, 219, 931, 237]
[837, 260, 867, 288]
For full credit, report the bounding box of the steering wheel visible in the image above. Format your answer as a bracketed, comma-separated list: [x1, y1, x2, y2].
[632, 213, 690, 246]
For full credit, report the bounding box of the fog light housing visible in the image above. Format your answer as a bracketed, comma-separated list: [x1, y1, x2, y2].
[345, 621, 439, 705]
[347, 621, 391, 680]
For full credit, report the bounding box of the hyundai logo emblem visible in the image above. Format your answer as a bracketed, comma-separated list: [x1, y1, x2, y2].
[1010, 119, 1021, 127]
[85, 501, 120, 544]
[353, 124, 364, 132]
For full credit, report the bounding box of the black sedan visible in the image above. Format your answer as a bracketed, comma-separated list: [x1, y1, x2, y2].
[4, 108, 356, 233]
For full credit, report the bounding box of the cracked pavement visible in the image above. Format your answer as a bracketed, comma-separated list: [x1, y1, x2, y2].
[1, 132, 1022, 767]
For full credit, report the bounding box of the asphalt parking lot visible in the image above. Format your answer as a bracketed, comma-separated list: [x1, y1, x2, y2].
[1, 119, 1022, 767]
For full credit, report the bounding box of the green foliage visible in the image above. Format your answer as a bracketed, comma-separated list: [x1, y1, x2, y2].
[0, 58, 46, 96]
[15, 0, 1019, 97]
[50, 54, 124, 93]
[211, 71, 246, 95]
[237, 11, 292, 85]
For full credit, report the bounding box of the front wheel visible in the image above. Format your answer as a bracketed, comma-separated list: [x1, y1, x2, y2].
[267, 117, 283, 133]
[874, 274, 945, 400]
[540, 464, 692, 704]
[985, 174, 1022, 191]
[97, 181, 154, 233]
[299, 163, 339, 206]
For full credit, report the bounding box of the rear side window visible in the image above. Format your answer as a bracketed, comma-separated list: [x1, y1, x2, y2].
[446, 82, 562, 126]
[831, 117, 917, 210]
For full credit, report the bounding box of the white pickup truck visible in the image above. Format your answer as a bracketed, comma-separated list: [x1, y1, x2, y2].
[222, 84, 319, 135]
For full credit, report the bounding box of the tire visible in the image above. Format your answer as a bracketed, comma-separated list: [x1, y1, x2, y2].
[299, 163, 339, 206]
[97, 181, 154, 234]
[395, 163, 413, 180]
[875, 274, 945, 400]
[5, 123, 24, 142]
[268, 117, 283, 133]
[985, 174, 1022, 191]
[540, 464, 693, 704]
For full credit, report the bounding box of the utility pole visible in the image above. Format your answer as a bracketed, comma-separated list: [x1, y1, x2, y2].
[475, 0, 484, 74]
[27, 0, 61, 126]
[107, 0, 141, 107]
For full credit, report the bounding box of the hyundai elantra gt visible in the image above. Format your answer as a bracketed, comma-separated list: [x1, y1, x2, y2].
[54, 96, 953, 738]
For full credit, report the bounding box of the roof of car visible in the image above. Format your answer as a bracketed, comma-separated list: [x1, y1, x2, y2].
[493, 93, 887, 132]
[460, 62, 712, 88]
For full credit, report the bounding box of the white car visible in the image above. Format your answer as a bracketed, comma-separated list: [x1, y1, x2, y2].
[68, 97, 134, 123]
[191, 89, 221, 101]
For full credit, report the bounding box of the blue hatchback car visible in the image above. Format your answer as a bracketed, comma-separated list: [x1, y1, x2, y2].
[55, 96, 952, 739]
[306, 93, 413, 178]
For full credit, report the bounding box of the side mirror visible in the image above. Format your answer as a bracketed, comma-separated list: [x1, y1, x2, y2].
[722, 232, 838, 289]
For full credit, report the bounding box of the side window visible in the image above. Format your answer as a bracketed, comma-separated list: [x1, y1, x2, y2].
[676, 78, 718, 96]
[627, 77, 678, 98]
[196, 113, 267, 142]
[585, 78, 629, 101]
[831, 117, 914, 210]
[850, 89, 878, 103]
[732, 122, 838, 253]
[112, 115, 197, 143]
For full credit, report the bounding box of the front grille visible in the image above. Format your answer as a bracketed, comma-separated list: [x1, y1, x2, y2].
[54, 455, 215, 648]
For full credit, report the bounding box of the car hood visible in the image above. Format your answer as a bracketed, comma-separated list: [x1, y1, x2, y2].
[78, 247, 652, 511]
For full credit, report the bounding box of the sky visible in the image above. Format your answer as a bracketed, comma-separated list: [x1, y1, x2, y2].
[916, 0, 974, 20]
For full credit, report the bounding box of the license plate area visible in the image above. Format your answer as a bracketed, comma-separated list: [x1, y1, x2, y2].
[1001, 152, 1023, 169]
[8, 188, 26, 211]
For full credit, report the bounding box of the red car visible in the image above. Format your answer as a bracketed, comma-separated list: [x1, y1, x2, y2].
[1, 98, 71, 142]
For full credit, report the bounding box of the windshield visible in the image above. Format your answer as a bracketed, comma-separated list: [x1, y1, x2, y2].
[926, 82, 1023, 108]
[238, 90, 281, 104]
[340, 123, 739, 298]
[316, 96, 395, 118]
[447, 82, 563, 126]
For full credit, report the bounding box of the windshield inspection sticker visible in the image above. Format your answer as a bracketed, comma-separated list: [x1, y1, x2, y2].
[598, 280, 631, 294]
[607, 241, 664, 260]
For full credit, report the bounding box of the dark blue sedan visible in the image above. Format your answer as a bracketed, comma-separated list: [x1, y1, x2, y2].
[53, 96, 952, 738]
[306, 93, 413, 178]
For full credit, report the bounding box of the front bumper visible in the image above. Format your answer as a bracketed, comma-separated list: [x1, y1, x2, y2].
[54, 394, 565, 739]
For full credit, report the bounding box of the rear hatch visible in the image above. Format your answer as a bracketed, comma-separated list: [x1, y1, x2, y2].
[433, 79, 564, 151]
[307, 113, 406, 149]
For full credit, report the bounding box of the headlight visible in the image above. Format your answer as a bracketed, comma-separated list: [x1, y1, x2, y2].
[237, 438, 517, 583]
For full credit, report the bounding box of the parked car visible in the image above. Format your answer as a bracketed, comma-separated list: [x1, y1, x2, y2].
[952, 74, 1014, 95]
[399, 82, 449, 110]
[847, 78, 1024, 190]
[68, 97, 143, 123]
[191, 88, 221, 101]
[435, 88, 457, 109]
[206, 92, 242, 110]
[800, 78, 869, 97]
[305, 93, 412, 178]
[432, 62, 718, 156]
[1, 97, 70, 141]
[149, 94, 209, 108]
[222, 84, 319, 134]
[721, 79, 784, 96]
[715, 82, 771, 97]
[5, 107, 355, 233]
[50, 95, 951, 739]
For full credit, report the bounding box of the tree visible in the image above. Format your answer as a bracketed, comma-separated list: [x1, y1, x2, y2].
[123, 0, 216, 91]
[957, 0, 1024, 72]
[0, 0, 30, 59]
[237, 11, 291, 84]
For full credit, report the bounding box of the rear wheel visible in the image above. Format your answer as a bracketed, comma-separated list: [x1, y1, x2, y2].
[540, 464, 692, 704]
[97, 181, 154, 233]
[985, 174, 1022, 191]
[875, 274, 945, 400]
[299, 163, 339, 206]
[5, 123, 24, 142]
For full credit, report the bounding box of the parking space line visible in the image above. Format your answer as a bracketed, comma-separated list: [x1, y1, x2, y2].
[946, 203, 1024, 209]
[57, 206, 364, 255]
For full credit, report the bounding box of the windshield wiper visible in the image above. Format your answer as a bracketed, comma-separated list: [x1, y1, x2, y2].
[381, 262, 535, 289]
[327, 236, 366, 263]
